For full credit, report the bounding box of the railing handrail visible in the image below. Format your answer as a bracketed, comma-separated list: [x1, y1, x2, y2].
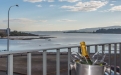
[0, 42, 121, 55]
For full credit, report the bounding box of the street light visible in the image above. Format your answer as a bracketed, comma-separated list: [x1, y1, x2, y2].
[7, 4, 19, 75]
[7, 4, 19, 51]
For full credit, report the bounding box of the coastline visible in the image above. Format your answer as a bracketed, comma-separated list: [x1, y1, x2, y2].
[63, 32, 121, 34]
[0, 36, 56, 40]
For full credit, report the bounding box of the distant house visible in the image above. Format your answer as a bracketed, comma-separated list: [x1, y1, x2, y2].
[0, 29, 8, 37]
[0, 29, 7, 34]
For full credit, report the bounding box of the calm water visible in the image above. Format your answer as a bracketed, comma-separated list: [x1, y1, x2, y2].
[0, 32, 121, 52]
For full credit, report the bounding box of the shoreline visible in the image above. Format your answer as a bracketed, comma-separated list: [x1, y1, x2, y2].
[0, 36, 56, 40]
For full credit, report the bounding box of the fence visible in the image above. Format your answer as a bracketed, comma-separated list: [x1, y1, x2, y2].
[0, 42, 121, 75]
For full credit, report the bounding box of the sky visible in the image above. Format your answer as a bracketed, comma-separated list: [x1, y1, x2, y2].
[0, 0, 121, 31]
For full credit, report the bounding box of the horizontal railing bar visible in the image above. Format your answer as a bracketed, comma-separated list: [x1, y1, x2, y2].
[87, 42, 121, 46]
[0, 42, 121, 55]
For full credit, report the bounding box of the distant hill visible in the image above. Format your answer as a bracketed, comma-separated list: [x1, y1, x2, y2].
[65, 25, 121, 32]
[94, 28, 121, 34]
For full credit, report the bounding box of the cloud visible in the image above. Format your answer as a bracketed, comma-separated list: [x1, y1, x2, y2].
[36, 4, 42, 7]
[110, 4, 114, 6]
[23, 0, 43, 3]
[61, 1, 108, 12]
[109, 5, 121, 12]
[39, 20, 48, 22]
[99, 10, 109, 12]
[111, 1, 116, 2]
[58, 19, 76, 22]
[113, 22, 121, 24]
[3, 18, 37, 24]
[48, 0, 54, 2]
[23, 0, 54, 3]
[3, 18, 48, 23]
[59, 0, 78, 3]
[90, 0, 109, 1]
[50, 5, 55, 7]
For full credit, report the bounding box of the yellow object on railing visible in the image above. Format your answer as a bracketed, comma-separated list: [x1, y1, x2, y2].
[80, 42, 89, 56]
[80, 41, 93, 65]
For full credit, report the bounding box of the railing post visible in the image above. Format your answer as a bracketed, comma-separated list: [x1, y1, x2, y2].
[108, 44, 111, 75]
[119, 43, 121, 75]
[102, 45, 105, 54]
[68, 48, 71, 75]
[56, 49, 60, 75]
[43, 50, 47, 75]
[8, 54, 13, 75]
[87, 46, 90, 55]
[27, 52, 31, 75]
[114, 43, 117, 75]
[78, 47, 81, 54]
[95, 45, 98, 53]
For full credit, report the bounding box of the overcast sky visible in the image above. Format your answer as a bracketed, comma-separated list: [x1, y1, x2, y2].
[0, 0, 121, 31]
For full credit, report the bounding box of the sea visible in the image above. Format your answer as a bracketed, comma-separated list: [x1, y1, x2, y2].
[0, 31, 121, 52]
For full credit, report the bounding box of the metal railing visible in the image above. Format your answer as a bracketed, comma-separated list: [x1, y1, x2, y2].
[0, 42, 121, 75]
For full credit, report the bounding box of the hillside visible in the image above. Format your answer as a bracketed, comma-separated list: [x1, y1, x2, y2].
[64, 25, 121, 32]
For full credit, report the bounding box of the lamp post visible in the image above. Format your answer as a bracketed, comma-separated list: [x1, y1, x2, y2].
[7, 4, 19, 51]
[7, 5, 19, 75]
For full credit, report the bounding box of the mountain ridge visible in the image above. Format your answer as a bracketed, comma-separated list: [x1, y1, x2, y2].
[66, 25, 121, 32]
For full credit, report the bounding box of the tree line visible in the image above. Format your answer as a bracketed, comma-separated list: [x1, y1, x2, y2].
[93, 28, 121, 34]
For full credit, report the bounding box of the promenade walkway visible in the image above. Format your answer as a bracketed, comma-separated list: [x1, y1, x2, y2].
[0, 71, 23, 75]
